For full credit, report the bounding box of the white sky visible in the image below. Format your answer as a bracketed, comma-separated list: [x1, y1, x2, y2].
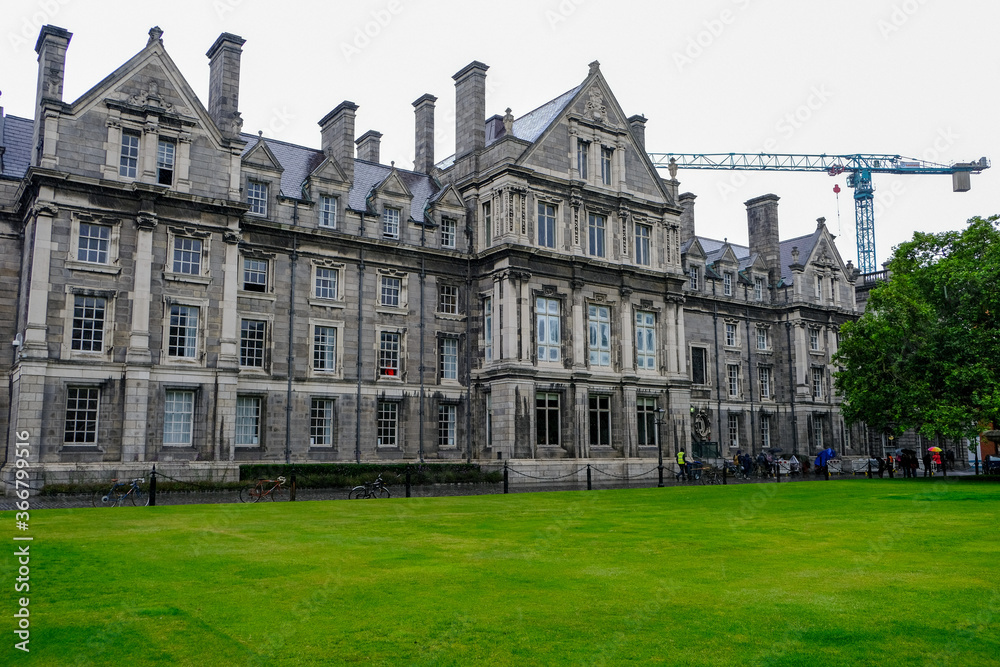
[3, 0, 997, 269]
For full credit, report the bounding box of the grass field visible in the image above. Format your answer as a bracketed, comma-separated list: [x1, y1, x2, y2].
[3, 479, 999, 666]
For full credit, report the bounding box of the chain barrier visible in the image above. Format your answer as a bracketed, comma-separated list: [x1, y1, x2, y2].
[590, 466, 660, 480]
[505, 466, 589, 481]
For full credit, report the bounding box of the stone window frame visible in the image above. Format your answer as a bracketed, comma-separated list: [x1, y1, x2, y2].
[809, 326, 822, 352]
[440, 217, 457, 249]
[235, 394, 265, 448]
[239, 317, 269, 371]
[690, 345, 710, 386]
[61, 287, 117, 361]
[102, 113, 192, 192]
[437, 402, 458, 449]
[376, 328, 406, 381]
[376, 268, 408, 314]
[438, 333, 460, 384]
[727, 363, 742, 398]
[483, 294, 493, 363]
[576, 139, 590, 180]
[634, 221, 652, 267]
[755, 324, 771, 352]
[482, 199, 493, 248]
[724, 319, 741, 349]
[164, 227, 212, 286]
[812, 366, 825, 399]
[587, 301, 613, 369]
[308, 318, 345, 379]
[161, 296, 209, 366]
[728, 412, 741, 449]
[309, 396, 337, 448]
[753, 275, 766, 302]
[318, 194, 338, 229]
[246, 179, 270, 217]
[688, 265, 700, 291]
[534, 293, 564, 364]
[66, 213, 123, 275]
[437, 282, 460, 316]
[536, 200, 558, 249]
[310, 260, 346, 308]
[63, 384, 102, 447]
[758, 365, 774, 400]
[156, 137, 176, 186]
[162, 386, 198, 448]
[535, 390, 562, 447]
[119, 129, 141, 179]
[587, 211, 608, 258]
[588, 392, 613, 448]
[600, 145, 614, 186]
[723, 271, 734, 296]
[382, 206, 401, 239]
[376, 399, 401, 449]
[760, 413, 772, 448]
[636, 396, 659, 448]
[240, 253, 273, 296]
[634, 308, 658, 373]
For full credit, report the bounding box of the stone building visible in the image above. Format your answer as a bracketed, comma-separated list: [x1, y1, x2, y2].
[0, 25, 861, 485]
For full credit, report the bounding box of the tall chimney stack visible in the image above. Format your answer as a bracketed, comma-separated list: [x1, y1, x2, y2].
[32, 25, 72, 166]
[452, 61, 489, 159]
[679, 192, 697, 242]
[355, 130, 382, 164]
[628, 114, 647, 151]
[206, 32, 246, 139]
[412, 93, 437, 173]
[319, 101, 358, 184]
[745, 194, 781, 284]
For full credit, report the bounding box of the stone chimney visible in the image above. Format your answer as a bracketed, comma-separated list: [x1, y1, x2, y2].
[745, 194, 781, 284]
[32, 25, 72, 166]
[412, 93, 436, 173]
[206, 32, 246, 140]
[355, 130, 382, 164]
[319, 101, 358, 184]
[679, 192, 697, 241]
[628, 114, 647, 151]
[452, 61, 489, 159]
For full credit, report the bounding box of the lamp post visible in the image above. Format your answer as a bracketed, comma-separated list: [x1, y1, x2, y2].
[655, 408, 666, 487]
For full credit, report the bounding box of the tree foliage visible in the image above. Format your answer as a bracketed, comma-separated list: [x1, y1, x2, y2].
[833, 215, 1000, 442]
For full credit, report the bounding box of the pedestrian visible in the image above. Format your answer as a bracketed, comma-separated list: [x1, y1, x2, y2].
[933, 452, 943, 472]
[901, 453, 911, 478]
[676, 449, 688, 481]
[877, 456, 886, 478]
[910, 454, 919, 478]
[946, 449, 955, 470]
[886, 454, 894, 478]
[923, 452, 932, 477]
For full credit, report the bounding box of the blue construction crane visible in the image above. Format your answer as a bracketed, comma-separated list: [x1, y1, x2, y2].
[648, 152, 990, 274]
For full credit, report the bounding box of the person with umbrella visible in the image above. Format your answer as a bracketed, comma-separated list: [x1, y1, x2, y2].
[930, 447, 943, 472]
[814, 447, 836, 476]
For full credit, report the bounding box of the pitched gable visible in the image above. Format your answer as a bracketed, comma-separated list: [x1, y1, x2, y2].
[242, 137, 284, 173]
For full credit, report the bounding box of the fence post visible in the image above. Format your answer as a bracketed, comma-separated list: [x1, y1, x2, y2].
[776, 463, 781, 483]
[587, 464, 592, 491]
[148, 465, 157, 507]
[290, 472, 297, 501]
[503, 462, 508, 494]
[723, 463, 727, 485]
[406, 468, 412, 498]
[825, 465, 830, 481]
[868, 460, 872, 479]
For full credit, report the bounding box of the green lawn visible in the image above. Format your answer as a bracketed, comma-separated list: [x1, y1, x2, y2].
[4, 480, 999, 666]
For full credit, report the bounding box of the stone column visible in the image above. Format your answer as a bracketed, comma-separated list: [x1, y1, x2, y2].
[572, 280, 585, 369]
[122, 213, 157, 462]
[619, 288, 634, 372]
[501, 271, 518, 361]
[21, 202, 57, 356]
[622, 386, 637, 457]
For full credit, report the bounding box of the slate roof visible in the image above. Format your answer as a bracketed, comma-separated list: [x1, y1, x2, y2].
[240, 133, 439, 223]
[692, 228, 825, 287]
[1, 115, 33, 179]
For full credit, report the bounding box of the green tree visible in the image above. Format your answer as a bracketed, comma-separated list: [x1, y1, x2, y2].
[834, 215, 1000, 443]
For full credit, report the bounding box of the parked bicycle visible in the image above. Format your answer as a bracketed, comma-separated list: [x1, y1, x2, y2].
[240, 476, 286, 503]
[93, 478, 147, 507]
[349, 474, 391, 499]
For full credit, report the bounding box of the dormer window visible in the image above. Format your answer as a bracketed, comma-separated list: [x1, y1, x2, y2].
[689, 266, 700, 290]
[157, 138, 175, 186]
[247, 181, 268, 217]
[441, 218, 456, 249]
[754, 276, 765, 301]
[382, 207, 400, 239]
[723, 272, 733, 296]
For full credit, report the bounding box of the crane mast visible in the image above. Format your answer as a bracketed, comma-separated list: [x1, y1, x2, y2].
[649, 152, 989, 274]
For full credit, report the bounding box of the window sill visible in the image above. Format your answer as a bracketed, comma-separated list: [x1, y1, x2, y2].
[59, 445, 101, 452]
[375, 306, 408, 316]
[308, 298, 346, 309]
[435, 312, 466, 322]
[164, 272, 211, 286]
[65, 260, 121, 275]
[239, 366, 269, 375]
[238, 290, 276, 301]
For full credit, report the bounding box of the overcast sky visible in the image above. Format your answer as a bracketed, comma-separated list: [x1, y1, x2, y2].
[4, 0, 997, 269]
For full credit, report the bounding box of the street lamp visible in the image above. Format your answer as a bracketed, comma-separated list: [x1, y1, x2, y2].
[655, 408, 667, 487]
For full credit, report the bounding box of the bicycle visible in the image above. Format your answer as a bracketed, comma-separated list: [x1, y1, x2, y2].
[349, 474, 391, 499]
[93, 478, 147, 507]
[239, 476, 286, 503]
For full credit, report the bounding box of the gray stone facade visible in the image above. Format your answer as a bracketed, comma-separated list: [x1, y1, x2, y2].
[0, 26, 863, 487]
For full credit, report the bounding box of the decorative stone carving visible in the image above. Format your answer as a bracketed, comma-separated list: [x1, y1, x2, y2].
[585, 86, 609, 124]
[135, 215, 158, 231]
[223, 230, 243, 245]
[693, 410, 711, 441]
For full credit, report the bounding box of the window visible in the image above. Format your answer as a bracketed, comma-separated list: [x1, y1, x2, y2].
[815, 276, 823, 299]
[168, 305, 199, 358]
[636, 311, 656, 370]
[313, 326, 337, 371]
[243, 258, 267, 292]
[240, 319, 266, 368]
[441, 218, 456, 249]
[723, 272, 733, 296]
[577, 140, 589, 179]
[439, 337, 458, 380]
[538, 203, 556, 248]
[754, 276, 765, 302]
[382, 207, 400, 239]
[691, 347, 708, 385]
[727, 364, 741, 397]
[536, 297, 561, 362]
[163, 390, 194, 446]
[483, 201, 493, 246]
[438, 404, 457, 448]
[728, 413, 740, 449]
[589, 395, 611, 447]
[812, 416, 824, 449]
[689, 266, 699, 290]
[71, 296, 105, 352]
[756, 326, 769, 351]
[310, 398, 334, 447]
[379, 332, 400, 377]
[758, 367, 772, 399]
[760, 414, 771, 448]
[600, 146, 613, 185]
[635, 223, 651, 266]
[157, 138, 175, 186]
[637, 398, 657, 447]
[64, 387, 99, 444]
[439, 284, 459, 314]
[377, 401, 398, 447]
[235, 396, 261, 447]
[536, 392, 560, 446]
[485, 394, 493, 447]
[319, 195, 337, 228]
[172, 237, 202, 275]
[247, 180, 268, 216]
[812, 368, 824, 399]
[588, 305, 611, 367]
[809, 328, 820, 351]
[484, 297, 493, 362]
[588, 214, 606, 258]
[380, 276, 401, 307]
[315, 267, 339, 300]
[78, 223, 111, 264]
[119, 131, 140, 178]
[725, 323, 738, 347]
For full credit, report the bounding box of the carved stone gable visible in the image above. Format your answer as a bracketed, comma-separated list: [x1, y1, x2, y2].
[585, 86, 609, 124]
